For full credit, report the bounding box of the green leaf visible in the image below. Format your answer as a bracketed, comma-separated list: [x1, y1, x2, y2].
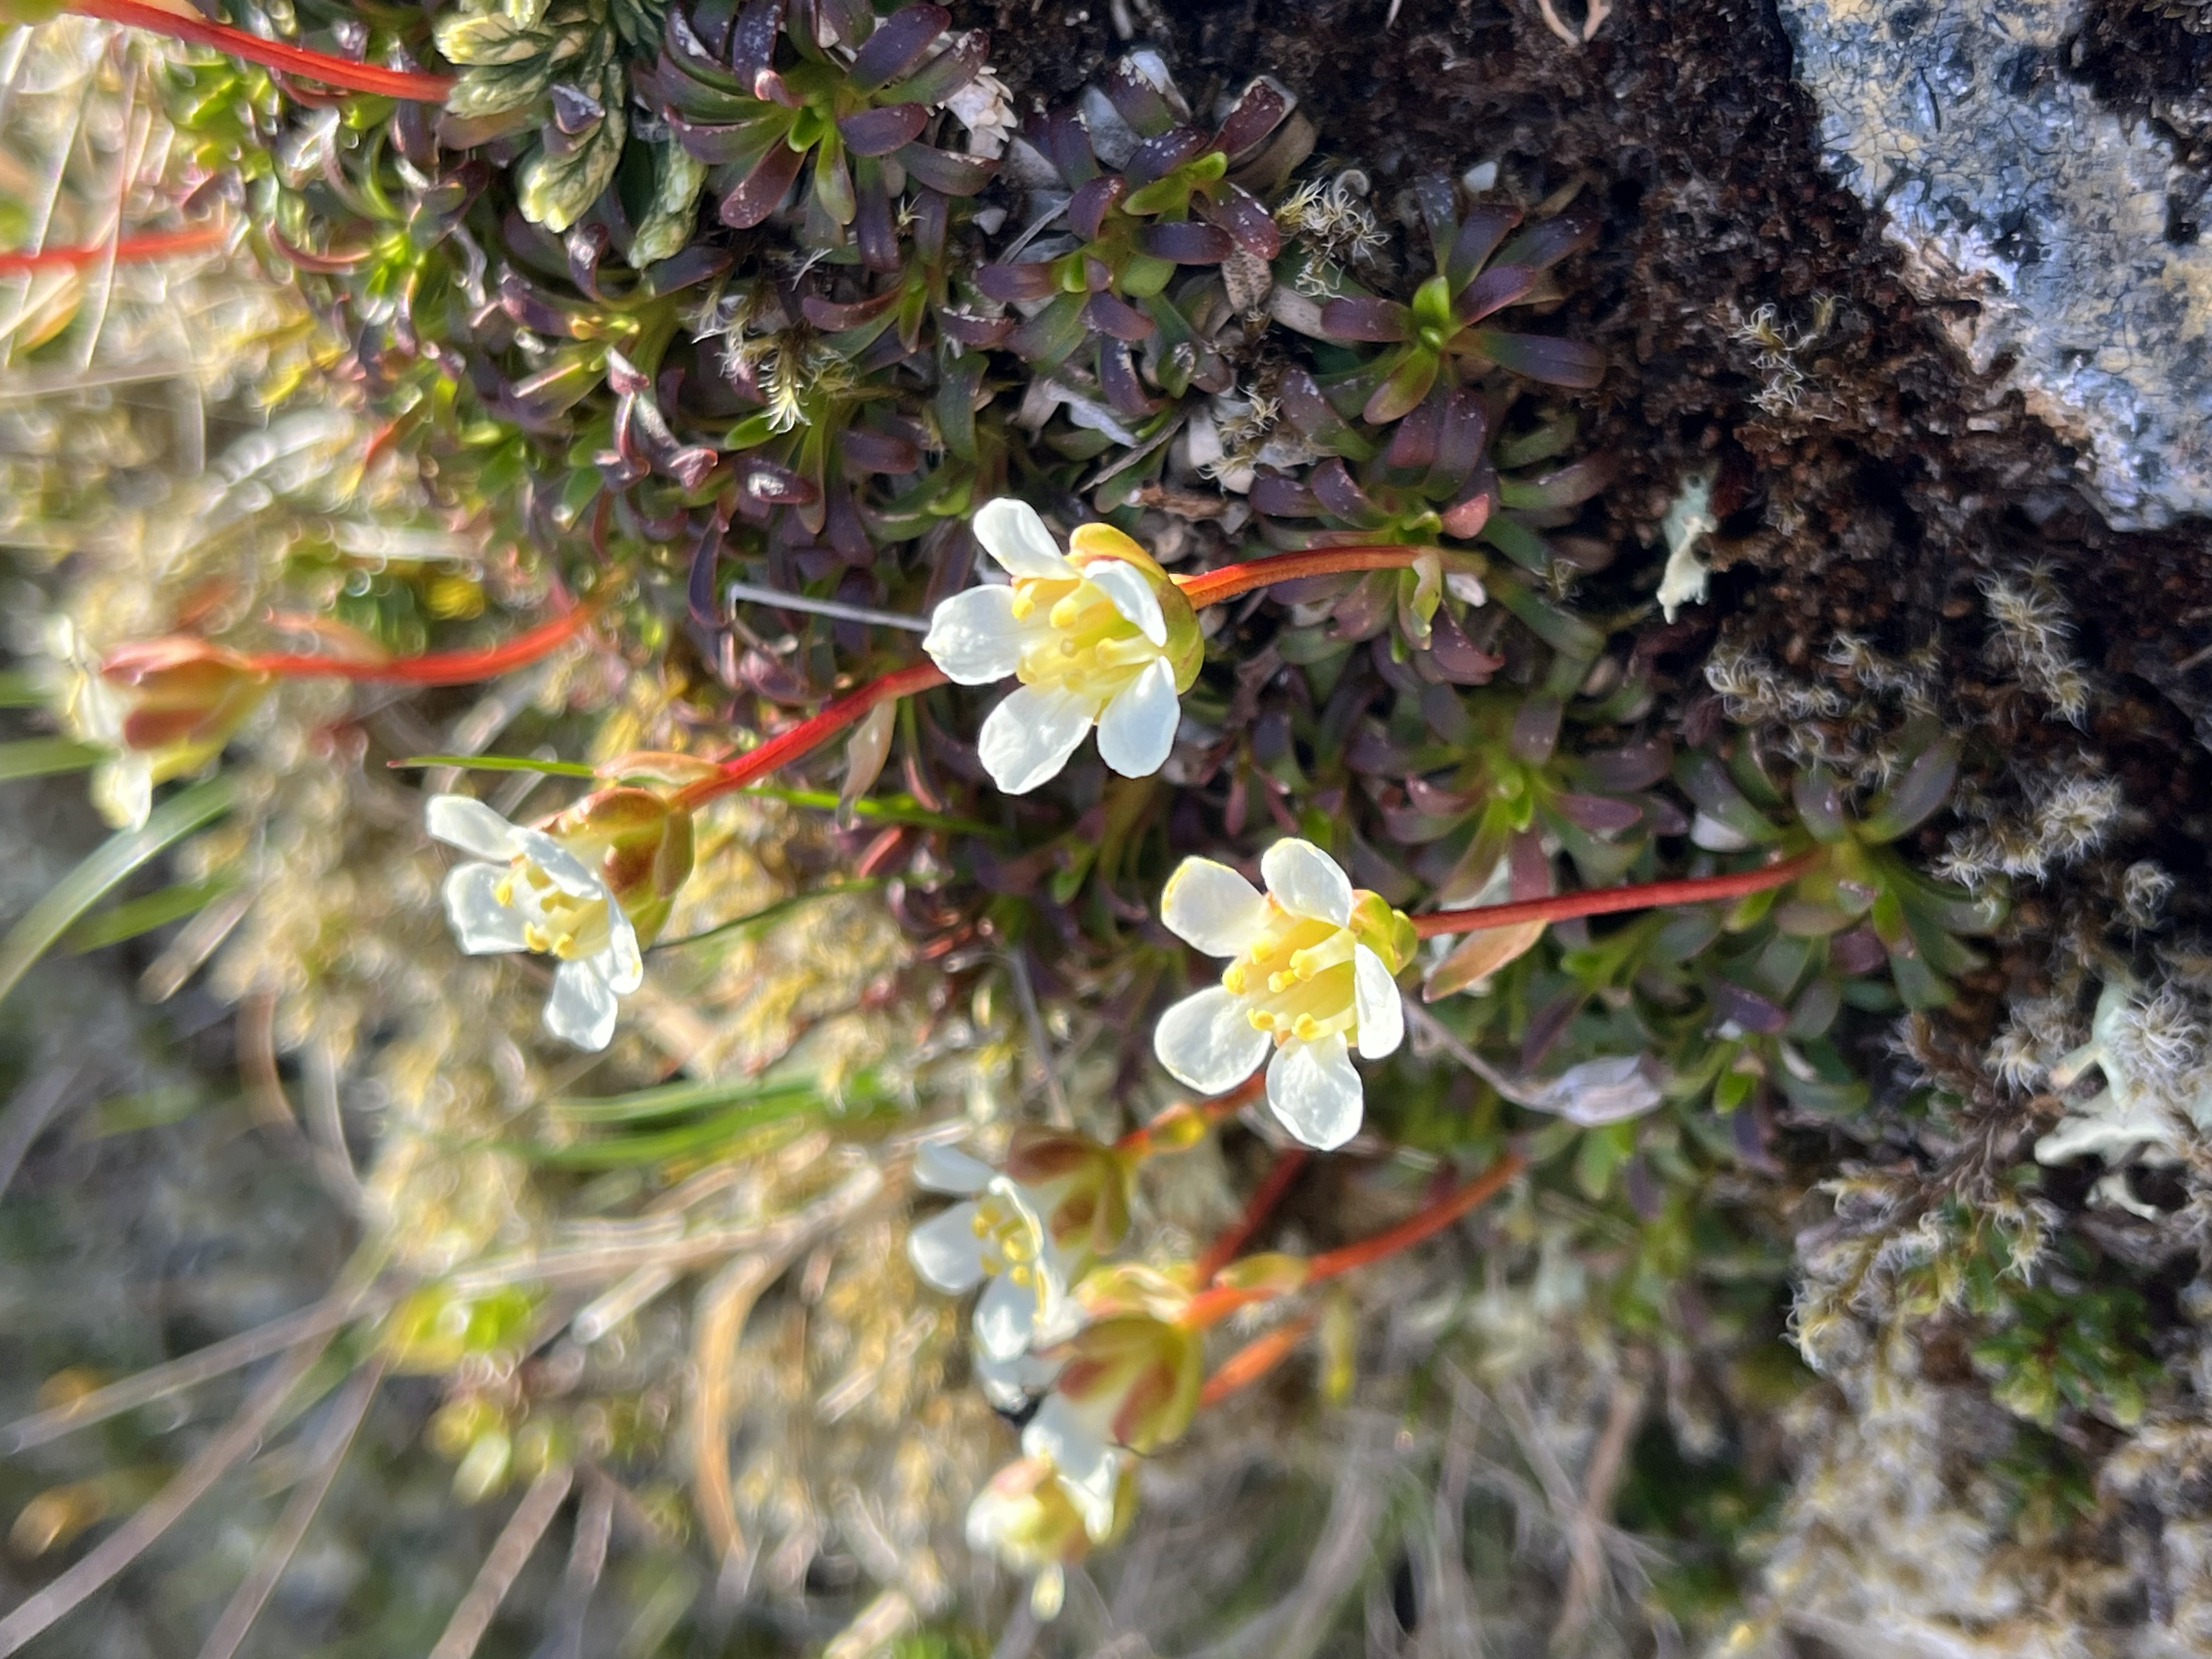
[390, 753, 601, 778]
[652, 880, 884, 952]
[67, 874, 239, 952]
[630, 141, 708, 266]
[0, 777, 233, 1011]
[521, 87, 626, 233]
[0, 737, 106, 782]
[546, 1071, 827, 1126]
[0, 669, 51, 707]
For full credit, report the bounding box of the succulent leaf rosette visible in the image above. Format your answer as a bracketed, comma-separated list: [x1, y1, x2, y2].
[923, 498, 1204, 794]
[1154, 838, 1415, 1150]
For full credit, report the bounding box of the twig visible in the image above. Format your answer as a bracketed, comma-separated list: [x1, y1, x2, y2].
[426, 1465, 576, 1659]
[1552, 1372, 1647, 1648]
[536, 1469, 617, 1659]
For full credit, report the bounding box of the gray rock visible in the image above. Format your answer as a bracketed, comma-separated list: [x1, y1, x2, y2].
[1777, 0, 2212, 529]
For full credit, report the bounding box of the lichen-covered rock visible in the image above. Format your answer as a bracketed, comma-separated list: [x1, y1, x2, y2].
[1778, 0, 2212, 529]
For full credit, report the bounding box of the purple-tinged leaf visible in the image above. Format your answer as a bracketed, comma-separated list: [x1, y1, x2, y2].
[1318, 294, 1410, 342]
[1099, 339, 1161, 417]
[1830, 926, 1888, 976]
[977, 261, 1058, 302]
[729, 0, 783, 82]
[641, 243, 733, 297]
[1082, 290, 1155, 341]
[1446, 203, 1522, 291]
[1385, 389, 1443, 473]
[1125, 125, 1214, 188]
[1858, 738, 1960, 843]
[1520, 988, 1587, 1069]
[1069, 174, 1127, 240]
[497, 269, 586, 337]
[1468, 330, 1606, 389]
[1709, 979, 1790, 1035]
[1406, 774, 1479, 816]
[1413, 175, 1458, 264]
[664, 110, 780, 166]
[1509, 693, 1562, 763]
[1362, 350, 1439, 425]
[938, 308, 1014, 346]
[1426, 607, 1503, 684]
[550, 81, 604, 135]
[802, 287, 901, 330]
[1212, 77, 1290, 160]
[1103, 56, 1182, 137]
[603, 348, 651, 395]
[846, 3, 945, 91]
[1427, 388, 1489, 495]
[1279, 368, 1378, 462]
[852, 157, 900, 272]
[1308, 459, 1387, 527]
[1328, 569, 1399, 641]
[1439, 477, 1494, 539]
[1452, 261, 1538, 325]
[1136, 218, 1234, 263]
[893, 141, 994, 196]
[754, 66, 802, 107]
[1250, 472, 1322, 517]
[1581, 740, 1672, 792]
[688, 521, 725, 630]
[1202, 182, 1280, 257]
[838, 102, 926, 156]
[1006, 290, 1086, 364]
[817, 0, 873, 47]
[1029, 106, 1097, 187]
[734, 455, 817, 505]
[885, 29, 986, 106]
[1497, 456, 1613, 511]
[719, 138, 805, 227]
[842, 426, 922, 475]
[1495, 210, 1599, 273]
[1552, 792, 1643, 835]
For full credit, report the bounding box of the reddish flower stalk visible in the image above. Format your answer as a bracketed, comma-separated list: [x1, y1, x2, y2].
[1193, 1147, 1308, 1285]
[1409, 851, 1817, 940]
[671, 661, 949, 812]
[1114, 1074, 1265, 1158]
[0, 223, 226, 274]
[233, 596, 602, 685]
[69, 0, 455, 101]
[1181, 1149, 1527, 1330]
[1198, 1314, 1317, 1409]
[1173, 544, 1434, 610]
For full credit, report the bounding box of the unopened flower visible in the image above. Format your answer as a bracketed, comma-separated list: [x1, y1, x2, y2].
[57, 631, 271, 830]
[923, 498, 1204, 794]
[1153, 838, 1415, 1150]
[426, 788, 696, 1051]
[966, 1452, 1136, 1620]
[906, 1130, 1134, 1366]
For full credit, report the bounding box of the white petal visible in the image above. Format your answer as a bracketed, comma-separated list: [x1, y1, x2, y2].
[1153, 985, 1271, 1093]
[544, 962, 619, 1051]
[426, 794, 520, 860]
[1261, 838, 1354, 926]
[923, 585, 1026, 685]
[978, 682, 1094, 795]
[914, 1142, 994, 1194]
[1159, 857, 1268, 957]
[91, 757, 153, 832]
[1084, 559, 1167, 646]
[442, 863, 532, 954]
[973, 1271, 1040, 1362]
[1266, 1034, 1364, 1150]
[973, 1344, 1063, 1410]
[1023, 1392, 1118, 1510]
[597, 909, 644, 994]
[1353, 944, 1405, 1060]
[1093, 657, 1180, 778]
[510, 826, 606, 897]
[974, 498, 1077, 580]
[907, 1201, 990, 1293]
[1689, 811, 1753, 852]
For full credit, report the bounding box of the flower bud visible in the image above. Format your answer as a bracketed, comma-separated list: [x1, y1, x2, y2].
[74, 638, 272, 828]
[540, 786, 695, 947]
[966, 1453, 1138, 1620]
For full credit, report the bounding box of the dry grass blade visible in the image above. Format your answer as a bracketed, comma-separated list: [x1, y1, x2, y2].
[536, 1471, 617, 1659]
[426, 1464, 576, 1659]
[0, 1328, 335, 1652]
[687, 1252, 785, 1575]
[192, 1355, 387, 1659]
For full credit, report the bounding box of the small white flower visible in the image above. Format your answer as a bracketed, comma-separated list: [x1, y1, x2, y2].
[924, 498, 1203, 795]
[905, 1141, 1093, 1363]
[964, 1452, 1133, 1620]
[1153, 839, 1415, 1151]
[426, 794, 644, 1052]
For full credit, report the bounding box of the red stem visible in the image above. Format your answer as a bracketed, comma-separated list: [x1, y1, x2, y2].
[1410, 851, 1816, 939]
[1182, 1150, 1527, 1330]
[1193, 1148, 1307, 1285]
[236, 597, 601, 685]
[69, 0, 455, 101]
[672, 661, 949, 812]
[1173, 544, 1432, 609]
[1198, 1314, 1316, 1409]
[0, 223, 226, 274]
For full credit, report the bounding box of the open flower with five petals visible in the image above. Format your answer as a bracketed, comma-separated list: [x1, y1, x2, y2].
[923, 498, 1204, 794]
[1154, 838, 1417, 1150]
[906, 1129, 1134, 1380]
[966, 1451, 1137, 1621]
[426, 794, 686, 1051]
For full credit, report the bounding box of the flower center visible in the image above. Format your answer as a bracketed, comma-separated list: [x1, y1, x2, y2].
[1009, 575, 1165, 706]
[970, 1192, 1049, 1289]
[495, 859, 614, 962]
[1220, 905, 1361, 1045]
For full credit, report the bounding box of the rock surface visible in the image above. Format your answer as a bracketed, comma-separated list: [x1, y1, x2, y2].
[1778, 0, 2212, 529]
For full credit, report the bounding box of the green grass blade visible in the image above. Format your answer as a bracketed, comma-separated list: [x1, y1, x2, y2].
[390, 753, 600, 779]
[0, 669, 48, 708]
[0, 776, 234, 1011]
[0, 737, 106, 781]
[651, 879, 883, 953]
[66, 873, 240, 952]
[739, 784, 1000, 837]
[546, 1073, 826, 1126]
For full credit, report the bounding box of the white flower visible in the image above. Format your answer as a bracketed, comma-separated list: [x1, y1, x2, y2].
[426, 795, 644, 1052]
[964, 1452, 1135, 1620]
[924, 498, 1203, 795]
[904, 1139, 1105, 1363]
[1153, 839, 1415, 1151]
